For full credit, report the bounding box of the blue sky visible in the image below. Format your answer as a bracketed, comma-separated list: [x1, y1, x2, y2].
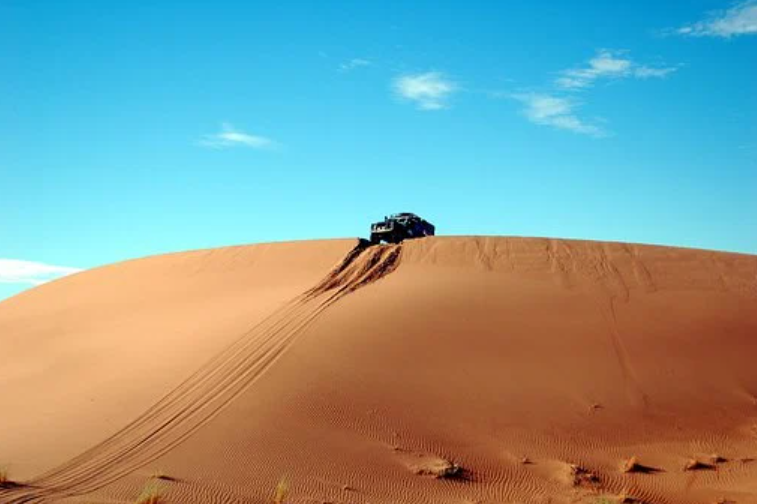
[1, 0, 756, 300]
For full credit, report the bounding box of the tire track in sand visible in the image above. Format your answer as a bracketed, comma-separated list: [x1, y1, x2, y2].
[1, 240, 402, 504]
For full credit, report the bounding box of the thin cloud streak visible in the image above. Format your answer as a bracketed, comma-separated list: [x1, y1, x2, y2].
[511, 93, 605, 137]
[339, 58, 372, 72]
[634, 65, 679, 78]
[556, 50, 677, 90]
[0, 259, 82, 286]
[199, 123, 277, 149]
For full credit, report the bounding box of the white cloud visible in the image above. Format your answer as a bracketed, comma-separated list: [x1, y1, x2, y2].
[0, 259, 82, 286]
[506, 50, 676, 137]
[339, 58, 372, 72]
[512, 93, 605, 137]
[678, 1, 757, 37]
[634, 65, 679, 79]
[556, 50, 677, 90]
[199, 123, 276, 149]
[392, 72, 457, 110]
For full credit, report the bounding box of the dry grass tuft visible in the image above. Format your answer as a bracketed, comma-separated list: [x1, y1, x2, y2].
[413, 458, 463, 479]
[149, 470, 177, 482]
[618, 492, 646, 504]
[135, 480, 164, 504]
[273, 477, 289, 504]
[683, 458, 715, 471]
[569, 464, 600, 487]
[709, 454, 727, 464]
[596, 493, 645, 504]
[0, 468, 17, 489]
[623, 456, 639, 473]
[621, 456, 660, 474]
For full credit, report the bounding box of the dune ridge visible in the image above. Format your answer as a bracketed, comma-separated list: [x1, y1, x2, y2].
[1, 236, 756, 503]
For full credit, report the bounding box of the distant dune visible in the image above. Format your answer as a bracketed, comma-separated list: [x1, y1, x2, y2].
[1, 237, 756, 504]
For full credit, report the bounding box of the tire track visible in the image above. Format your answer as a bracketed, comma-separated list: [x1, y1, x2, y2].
[1, 240, 402, 503]
[599, 298, 649, 409]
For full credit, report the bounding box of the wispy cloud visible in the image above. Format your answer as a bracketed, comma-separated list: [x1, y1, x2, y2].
[199, 123, 277, 149]
[0, 259, 82, 286]
[505, 49, 678, 136]
[339, 58, 372, 72]
[634, 65, 679, 79]
[677, 0, 757, 37]
[555, 50, 677, 90]
[392, 72, 458, 110]
[512, 93, 605, 137]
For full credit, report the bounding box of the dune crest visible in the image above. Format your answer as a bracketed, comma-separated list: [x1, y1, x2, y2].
[1, 236, 756, 503]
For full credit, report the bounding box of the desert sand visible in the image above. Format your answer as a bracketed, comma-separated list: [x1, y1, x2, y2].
[1, 236, 756, 504]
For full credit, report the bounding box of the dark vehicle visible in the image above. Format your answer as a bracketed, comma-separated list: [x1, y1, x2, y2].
[370, 213, 435, 244]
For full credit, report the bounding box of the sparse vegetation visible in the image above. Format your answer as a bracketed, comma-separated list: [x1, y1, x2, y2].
[435, 462, 462, 479]
[622, 456, 639, 473]
[683, 458, 715, 471]
[149, 469, 176, 482]
[0, 467, 19, 489]
[595, 495, 643, 504]
[149, 469, 166, 480]
[273, 477, 289, 504]
[413, 458, 464, 479]
[135, 480, 164, 504]
[620, 456, 661, 475]
[568, 463, 600, 487]
[709, 453, 727, 464]
[618, 494, 644, 504]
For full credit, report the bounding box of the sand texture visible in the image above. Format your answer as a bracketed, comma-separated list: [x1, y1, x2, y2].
[1, 236, 756, 503]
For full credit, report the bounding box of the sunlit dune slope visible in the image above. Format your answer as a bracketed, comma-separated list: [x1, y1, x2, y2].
[2, 236, 756, 504]
[0, 240, 356, 476]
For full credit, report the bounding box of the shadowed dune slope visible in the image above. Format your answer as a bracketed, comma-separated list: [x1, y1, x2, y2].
[1, 236, 757, 504]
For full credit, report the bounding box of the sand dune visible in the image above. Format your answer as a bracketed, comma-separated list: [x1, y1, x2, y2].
[1, 236, 756, 503]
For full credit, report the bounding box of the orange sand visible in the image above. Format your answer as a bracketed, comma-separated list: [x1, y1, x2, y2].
[1, 237, 756, 503]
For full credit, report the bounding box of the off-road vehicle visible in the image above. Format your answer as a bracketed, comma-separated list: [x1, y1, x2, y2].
[370, 213, 435, 244]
